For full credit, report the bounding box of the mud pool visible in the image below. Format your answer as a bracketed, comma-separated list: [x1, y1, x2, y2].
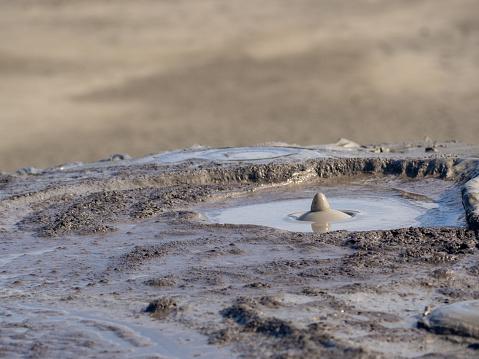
[1, 142, 479, 358]
[203, 179, 465, 233]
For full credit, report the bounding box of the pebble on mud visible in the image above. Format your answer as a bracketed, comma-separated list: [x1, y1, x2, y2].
[258, 295, 282, 308]
[144, 297, 178, 319]
[144, 276, 176, 287]
[432, 268, 455, 280]
[244, 282, 271, 289]
[420, 300, 479, 338]
[208, 327, 240, 345]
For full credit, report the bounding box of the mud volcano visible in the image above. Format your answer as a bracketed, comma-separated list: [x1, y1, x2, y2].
[2, 142, 479, 358]
[296, 192, 354, 222]
[203, 182, 465, 233]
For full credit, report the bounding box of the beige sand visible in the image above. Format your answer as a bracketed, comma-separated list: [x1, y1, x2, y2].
[1, 0, 479, 171]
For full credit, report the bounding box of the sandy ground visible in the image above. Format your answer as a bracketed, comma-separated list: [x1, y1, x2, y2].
[1, 143, 479, 358]
[1, 0, 479, 171]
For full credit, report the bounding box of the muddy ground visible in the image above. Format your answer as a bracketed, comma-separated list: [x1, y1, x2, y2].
[1, 143, 479, 358]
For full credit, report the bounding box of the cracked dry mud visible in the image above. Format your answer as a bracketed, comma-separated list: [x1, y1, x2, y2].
[2, 142, 479, 358]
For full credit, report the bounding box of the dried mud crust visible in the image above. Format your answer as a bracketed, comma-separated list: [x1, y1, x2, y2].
[216, 303, 369, 359]
[100, 223, 479, 358]
[346, 228, 478, 264]
[18, 184, 233, 236]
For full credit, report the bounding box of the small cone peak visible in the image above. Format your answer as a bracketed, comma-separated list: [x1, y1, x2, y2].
[311, 192, 330, 212]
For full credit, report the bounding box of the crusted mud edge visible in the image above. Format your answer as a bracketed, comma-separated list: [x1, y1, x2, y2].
[4, 156, 479, 237]
[462, 173, 479, 230]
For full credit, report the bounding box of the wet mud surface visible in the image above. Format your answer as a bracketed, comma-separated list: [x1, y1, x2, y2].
[2, 143, 479, 358]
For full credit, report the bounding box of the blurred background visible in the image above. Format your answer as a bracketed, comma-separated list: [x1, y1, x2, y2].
[1, 0, 478, 171]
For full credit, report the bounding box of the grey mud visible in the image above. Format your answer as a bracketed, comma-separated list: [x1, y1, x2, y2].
[2, 141, 479, 358]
